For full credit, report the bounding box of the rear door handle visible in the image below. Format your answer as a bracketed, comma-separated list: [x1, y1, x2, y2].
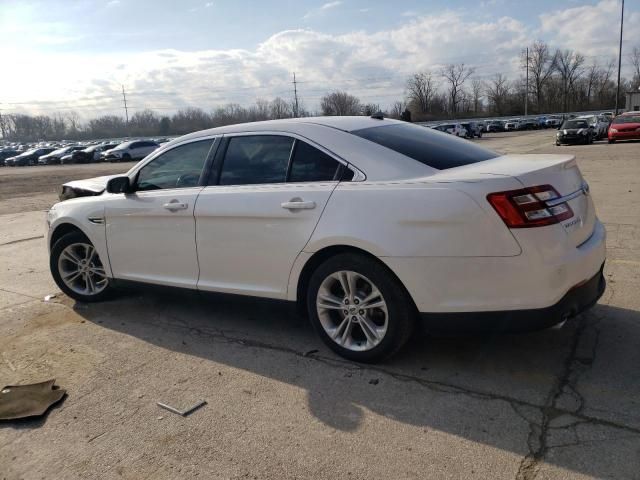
[281, 199, 316, 210]
[163, 200, 189, 211]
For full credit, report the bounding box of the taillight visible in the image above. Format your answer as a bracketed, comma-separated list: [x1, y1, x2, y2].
[487, 185, 574, 228]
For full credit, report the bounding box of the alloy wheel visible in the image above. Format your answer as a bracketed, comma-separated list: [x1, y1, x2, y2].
[57, 242, 108, 296]
[316, 270, 388, 352]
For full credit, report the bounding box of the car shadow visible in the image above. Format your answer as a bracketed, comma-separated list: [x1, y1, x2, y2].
[74, 284, 639, 478]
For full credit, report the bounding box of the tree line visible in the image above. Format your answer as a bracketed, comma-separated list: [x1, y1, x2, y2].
[2, 42, 639, 142]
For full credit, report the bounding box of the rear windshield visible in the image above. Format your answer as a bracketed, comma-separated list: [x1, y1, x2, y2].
[613, 115, 640, 124]
[351, 123, 498, 170]
[562, 120, 589, 129]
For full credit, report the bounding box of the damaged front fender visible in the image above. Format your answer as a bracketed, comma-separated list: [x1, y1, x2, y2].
[59, 175, 118, 201]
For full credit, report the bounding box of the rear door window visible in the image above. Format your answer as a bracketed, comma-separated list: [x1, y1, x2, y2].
[219, 135, 293, 185]
[352, 123, 498, 170]
[288, 141, 340, 182]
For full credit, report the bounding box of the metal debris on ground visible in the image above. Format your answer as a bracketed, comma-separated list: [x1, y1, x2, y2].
[0, 379, 66, 420]
[156, 400, 207, 417]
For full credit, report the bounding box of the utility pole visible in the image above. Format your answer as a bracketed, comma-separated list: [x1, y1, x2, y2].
[525, 47, 529, 117]
[292, 72, 300, 118]
[615, 0, 625, 115]
[121, 84, 130, 136]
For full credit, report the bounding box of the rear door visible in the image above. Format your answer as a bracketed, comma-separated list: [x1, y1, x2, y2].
[195, 134, 343, 299]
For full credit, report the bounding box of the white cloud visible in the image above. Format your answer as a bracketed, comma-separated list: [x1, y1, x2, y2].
[303, 1, 342, 19]
[539, 0, 639, 59]
[1, 3, 637, 117]
[321, 1, 341, 10]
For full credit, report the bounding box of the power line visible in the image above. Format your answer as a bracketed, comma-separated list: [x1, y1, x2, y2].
[615, 0, 624, 115]
[121, 85, 130, 136]
[292, 72, 300, 118]
[525, 47, 529, 117]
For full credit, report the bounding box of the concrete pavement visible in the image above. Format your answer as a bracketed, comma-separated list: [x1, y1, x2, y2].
[1, 130, 639, 479]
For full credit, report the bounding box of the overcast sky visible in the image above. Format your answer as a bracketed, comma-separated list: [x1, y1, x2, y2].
[0, 0, 638, 118]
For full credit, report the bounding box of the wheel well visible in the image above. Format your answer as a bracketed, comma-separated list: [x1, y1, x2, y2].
[50, 223, 85, 249]
[295, 245, 416, 314]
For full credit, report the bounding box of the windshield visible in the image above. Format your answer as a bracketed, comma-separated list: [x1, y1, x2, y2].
[51, 147, 69, 155]
[562, 120, 589, 129]
[613, 115, 640, 124]
[351, 123, 499, 170]
[113, 142, 131, 150]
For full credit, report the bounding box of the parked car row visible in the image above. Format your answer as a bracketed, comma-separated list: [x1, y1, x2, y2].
[1, 138, 164, 166]
[555, 111, 639, 145]
[430, 121, 483, 138]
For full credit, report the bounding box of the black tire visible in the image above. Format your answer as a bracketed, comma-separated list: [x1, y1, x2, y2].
[122, 153, 131, 161]
[50, 231, 113, 302]
[306, 253, 416, 363]
[608, 139, 615, 144]
[556, 140, 561, 146]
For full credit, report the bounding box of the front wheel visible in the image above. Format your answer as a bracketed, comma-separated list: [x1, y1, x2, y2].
[50, 231, 112, 302]
[307, 253, 415, 363]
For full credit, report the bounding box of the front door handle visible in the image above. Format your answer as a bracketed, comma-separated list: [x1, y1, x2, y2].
[281, 199, 316, 210]
[163, 200, 189, 211]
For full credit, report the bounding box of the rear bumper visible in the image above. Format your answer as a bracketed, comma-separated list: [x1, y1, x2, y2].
[383, 219, 606, 314]
[419, 263, 605, 333]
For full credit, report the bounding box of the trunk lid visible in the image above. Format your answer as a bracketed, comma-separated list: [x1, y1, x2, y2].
[439, 154, 595, 247]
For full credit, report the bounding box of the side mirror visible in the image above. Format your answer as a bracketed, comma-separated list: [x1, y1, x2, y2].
[106, 176, 132, 194]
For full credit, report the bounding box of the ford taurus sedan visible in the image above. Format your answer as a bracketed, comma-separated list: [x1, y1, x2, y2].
[47, 116, 606, 362]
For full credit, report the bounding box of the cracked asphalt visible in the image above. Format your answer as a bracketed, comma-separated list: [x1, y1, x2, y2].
[1, 130, 639, 479]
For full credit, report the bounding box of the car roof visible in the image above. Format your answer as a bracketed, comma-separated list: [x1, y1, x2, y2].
[143, 116, 431, 181]
[174, 116, 400, 140]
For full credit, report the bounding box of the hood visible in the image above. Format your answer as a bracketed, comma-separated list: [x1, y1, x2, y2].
[60, 174, 119, 201]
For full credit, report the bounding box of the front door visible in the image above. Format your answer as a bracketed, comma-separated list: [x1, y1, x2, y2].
[104, 138, 215, 288]
[195, 134, 344, 299]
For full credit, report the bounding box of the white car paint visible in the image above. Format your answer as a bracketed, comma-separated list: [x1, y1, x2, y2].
[47, 116, 605, 319]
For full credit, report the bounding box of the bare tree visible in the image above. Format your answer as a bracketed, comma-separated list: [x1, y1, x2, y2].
[362, 103, 381, 116]
[389, 101, 406, 119]
[320, 91, 361, 116]
[523, 41, 556, 112]
[554, 49, 585, 112]
[471, 78, 484, 114]
[584, 63, 601, 107]
[66, 111, 81, 135]
[406, 72, 437, 114]
[486, 73, 511, 115]
[269, 97, 292, 119]
[440, 63, 475, 114]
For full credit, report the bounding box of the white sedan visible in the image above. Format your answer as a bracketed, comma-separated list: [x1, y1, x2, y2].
[47, 116, 606, 362]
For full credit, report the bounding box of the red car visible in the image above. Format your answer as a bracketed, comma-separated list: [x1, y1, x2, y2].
[608, 112, 640, 143]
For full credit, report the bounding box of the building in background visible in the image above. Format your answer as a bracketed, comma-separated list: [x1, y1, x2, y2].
[626, 90, 640, 112]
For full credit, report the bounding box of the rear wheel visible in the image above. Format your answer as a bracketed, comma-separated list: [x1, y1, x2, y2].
[50, 232, 112, 302]
[307, 253, 415, 363]
[608, 139, 615, 144]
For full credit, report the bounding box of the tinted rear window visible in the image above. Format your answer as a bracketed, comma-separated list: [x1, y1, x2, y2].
[351, 123, 498, 170]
